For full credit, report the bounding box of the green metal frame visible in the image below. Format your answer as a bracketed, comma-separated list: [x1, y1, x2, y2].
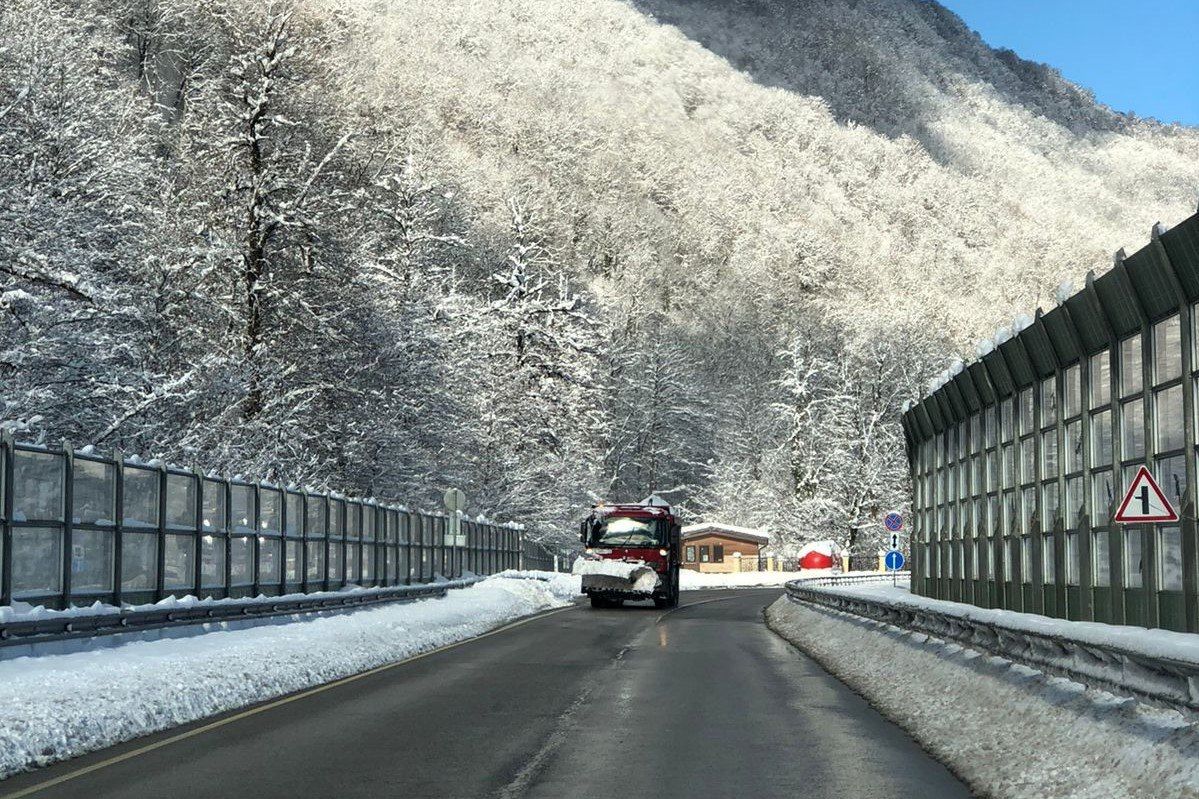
[905, 210, 1199, 632]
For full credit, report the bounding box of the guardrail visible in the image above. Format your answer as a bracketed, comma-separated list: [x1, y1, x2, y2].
[0, 576, 484, 650]
[788, 572, 906, 588]
[783, 573, 1199, 712]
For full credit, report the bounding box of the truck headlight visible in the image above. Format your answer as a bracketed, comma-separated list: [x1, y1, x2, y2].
[659, 549, 668, 556]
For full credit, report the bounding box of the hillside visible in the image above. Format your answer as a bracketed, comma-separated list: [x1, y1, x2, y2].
[1, 0, 1196, 551]
[362, 0, 1199, 339]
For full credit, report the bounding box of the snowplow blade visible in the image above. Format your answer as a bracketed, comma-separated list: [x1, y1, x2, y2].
[580, 571, 659, 594]
[573, 557, 661, 595]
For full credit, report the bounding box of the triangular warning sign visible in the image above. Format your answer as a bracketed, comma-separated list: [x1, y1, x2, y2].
[1114, 466, 1179, 523]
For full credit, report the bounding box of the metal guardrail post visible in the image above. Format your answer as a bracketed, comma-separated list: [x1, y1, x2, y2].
[250, 481, 261, 598]
[112, 449, 125, 607]
[0, 431, 11, 607]
[402, 511, 411, 585]
[61, 442, 74, 609]
[321, 492, 330, 592]
[154, 460, 167, 602]
[222, 476, 233, 598]
[192, 469, 204, 597]
[301, 492, 312, 594]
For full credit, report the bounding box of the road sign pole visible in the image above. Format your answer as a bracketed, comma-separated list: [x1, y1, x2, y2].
[884, 549, 905, 587]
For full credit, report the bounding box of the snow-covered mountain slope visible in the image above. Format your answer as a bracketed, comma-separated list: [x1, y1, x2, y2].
[359, 0, 1199, 342]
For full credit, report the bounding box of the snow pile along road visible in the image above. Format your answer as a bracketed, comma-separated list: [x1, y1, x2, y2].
[767, 596, 1199, 799]
[817, 581, 1199, 664]
[0, 580, 475, 628]
[679, 570, 807, 590]
[0, 573, 578, 779]
[679, 569, 886, 590]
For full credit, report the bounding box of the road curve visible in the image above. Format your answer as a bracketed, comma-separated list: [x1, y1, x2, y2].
[0, 589, 969, 799]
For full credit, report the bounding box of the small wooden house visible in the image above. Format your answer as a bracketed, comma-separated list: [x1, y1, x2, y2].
[680, 523, 769, 573]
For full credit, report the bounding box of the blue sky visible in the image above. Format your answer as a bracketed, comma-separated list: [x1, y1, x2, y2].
[938, 1, 1199, 127]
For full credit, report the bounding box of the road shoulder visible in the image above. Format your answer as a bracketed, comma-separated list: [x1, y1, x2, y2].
[766, 596, 1199, 799]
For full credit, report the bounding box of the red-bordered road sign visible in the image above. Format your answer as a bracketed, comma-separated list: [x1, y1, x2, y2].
[1114, 465, 1179, 523]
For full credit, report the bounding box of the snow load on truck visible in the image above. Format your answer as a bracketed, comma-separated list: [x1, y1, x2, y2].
[572, 557, 660, 594]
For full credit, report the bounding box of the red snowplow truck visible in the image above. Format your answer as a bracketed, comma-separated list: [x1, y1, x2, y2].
[577, 502, 681, 609]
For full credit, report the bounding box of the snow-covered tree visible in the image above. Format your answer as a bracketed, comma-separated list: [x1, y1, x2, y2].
[2, 0, 1197, 549]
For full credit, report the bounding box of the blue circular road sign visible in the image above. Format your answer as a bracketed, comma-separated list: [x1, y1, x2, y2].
[884, 550, 905, 571]
[884, 512, 903, 532]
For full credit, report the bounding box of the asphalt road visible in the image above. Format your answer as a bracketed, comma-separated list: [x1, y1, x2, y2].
[1, 589, 970, 799]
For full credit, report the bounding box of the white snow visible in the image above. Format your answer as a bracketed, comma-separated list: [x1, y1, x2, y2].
[679, 570, 807, 590]
[0, 573, 578, 779]
[767, 596, 1199, 799]
[0, 582, 482, 626]
[818, 581, 1199, 665]
[571, 557, 640, 579]
[1052, 279, 1075, 305]
[677, 568, 892, 590]
[796, 539, 840, 559]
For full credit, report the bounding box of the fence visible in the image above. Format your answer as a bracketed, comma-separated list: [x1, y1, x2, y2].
[782, 572, 1199, 712]
[0, 433, 523, 610]
[900, 209, 1199, 633]
[520, 539, 570, 572]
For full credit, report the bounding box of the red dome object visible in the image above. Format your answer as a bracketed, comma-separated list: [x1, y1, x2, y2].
[798, 550, 835, 570]
[797, 540, 840, 570]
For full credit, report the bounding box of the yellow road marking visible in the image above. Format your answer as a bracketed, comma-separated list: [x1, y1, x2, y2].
[0, 604, 577, 799]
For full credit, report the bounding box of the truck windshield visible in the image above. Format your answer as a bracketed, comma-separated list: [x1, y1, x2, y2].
[590, 516, 664, 547]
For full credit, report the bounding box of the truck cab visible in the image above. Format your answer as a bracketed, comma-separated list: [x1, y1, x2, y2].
[578, 502, 681, 609]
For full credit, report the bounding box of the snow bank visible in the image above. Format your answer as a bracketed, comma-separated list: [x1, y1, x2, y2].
[0, 580, 478, 626]
[679, 569, 888, 590]
[0, 574, 577, 779]
[495, 569, 581, 595]
[818, 581, 1199, 665]
[679, 570, 807, 590]
[767, 598, 1199, 799]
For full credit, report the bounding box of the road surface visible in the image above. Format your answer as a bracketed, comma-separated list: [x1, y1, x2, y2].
[1, 589, 970, 799]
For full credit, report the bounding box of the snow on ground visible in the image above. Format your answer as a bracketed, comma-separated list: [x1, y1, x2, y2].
[0, 573, 578, 780]
[678, 569, 892, 590]
[767, 595, 1199, 799]
[819, 581, 1199, 664]
[0, 578, 475, 626]
[680, 570, 808, 589]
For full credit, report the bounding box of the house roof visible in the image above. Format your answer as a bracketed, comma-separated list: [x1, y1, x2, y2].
[681, 523, 770, 545]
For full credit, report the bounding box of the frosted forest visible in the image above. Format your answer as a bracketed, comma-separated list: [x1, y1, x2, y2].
[2, 0, 1197, 555]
